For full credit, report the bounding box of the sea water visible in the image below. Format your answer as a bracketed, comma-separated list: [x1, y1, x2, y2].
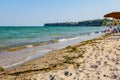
[0, 26, 108, 68]
[0, 26, 108, 49]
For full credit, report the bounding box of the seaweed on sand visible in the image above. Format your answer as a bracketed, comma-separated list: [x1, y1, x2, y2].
[0, 67, 4, 72]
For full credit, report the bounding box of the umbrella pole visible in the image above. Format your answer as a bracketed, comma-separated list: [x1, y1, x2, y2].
[118, 19, 120, 25]
[112, 18, 115, 27]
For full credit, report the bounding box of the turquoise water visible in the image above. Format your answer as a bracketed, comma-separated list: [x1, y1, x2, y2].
[0, 26, 108, 49]
[0, 26, 109, 68]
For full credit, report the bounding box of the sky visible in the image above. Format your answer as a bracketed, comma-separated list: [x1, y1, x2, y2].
[0, 0, 120, 26]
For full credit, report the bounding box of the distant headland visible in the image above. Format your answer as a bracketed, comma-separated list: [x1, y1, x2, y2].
[44, 19, 111, 27]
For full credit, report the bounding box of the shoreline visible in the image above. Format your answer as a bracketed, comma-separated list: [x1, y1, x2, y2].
[2, 32, 120, 80]
[0, 32, 104, 69]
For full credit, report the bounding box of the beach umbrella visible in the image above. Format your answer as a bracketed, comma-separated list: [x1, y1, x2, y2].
[104, 12, 120, 19]
[104, 12, 120, 25]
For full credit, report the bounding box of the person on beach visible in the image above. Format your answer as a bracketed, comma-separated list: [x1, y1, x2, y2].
[117, 26, 120, 33]
[109, 24, 114, 33]
[104, 24, 112, 33]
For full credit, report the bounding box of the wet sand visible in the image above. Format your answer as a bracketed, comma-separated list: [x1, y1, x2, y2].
[0, 33, 120, 80]
[0, 33, 101, 68]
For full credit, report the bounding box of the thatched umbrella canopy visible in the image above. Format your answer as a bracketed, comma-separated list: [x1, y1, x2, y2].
[104, 12, 120, 26]
[104, 12, 120, 19]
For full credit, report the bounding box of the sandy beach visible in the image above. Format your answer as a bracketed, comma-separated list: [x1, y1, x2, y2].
[0, 33, 120, 80]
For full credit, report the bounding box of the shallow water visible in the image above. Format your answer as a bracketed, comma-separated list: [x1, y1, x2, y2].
[0, 26, 108, 50]
[0, 26, 108, 68]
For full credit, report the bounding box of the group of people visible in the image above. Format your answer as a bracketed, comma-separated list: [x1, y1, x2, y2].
[104, 25, 120, 33]
[111, 27, 120, 33]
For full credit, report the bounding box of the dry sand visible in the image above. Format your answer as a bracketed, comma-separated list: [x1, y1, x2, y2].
[0, 33, 120, 80]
